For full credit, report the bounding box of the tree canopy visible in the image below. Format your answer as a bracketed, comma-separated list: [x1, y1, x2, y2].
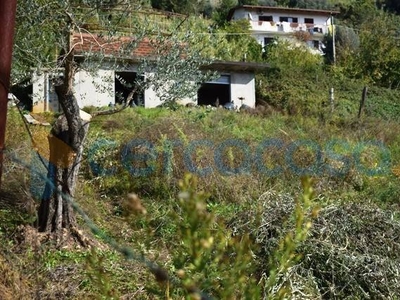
[12, 0, 222, 235]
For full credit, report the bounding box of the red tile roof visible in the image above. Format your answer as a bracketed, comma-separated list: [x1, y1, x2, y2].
[72, 32, 158, 59]
[71, 32, 271, 73]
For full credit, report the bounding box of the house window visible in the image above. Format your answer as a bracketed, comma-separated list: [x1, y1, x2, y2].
[279, 17, 298, 23]
[304, 18, 314, 24]
[114, 71, 144, 106]
[259, 15, 273, 22]
[313, 40, 320, 49]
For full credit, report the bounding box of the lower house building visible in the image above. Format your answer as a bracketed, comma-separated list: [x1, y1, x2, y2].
[24, 33, 269, 113]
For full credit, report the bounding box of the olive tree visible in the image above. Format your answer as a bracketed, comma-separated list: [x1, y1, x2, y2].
[13, 0, 214, 239]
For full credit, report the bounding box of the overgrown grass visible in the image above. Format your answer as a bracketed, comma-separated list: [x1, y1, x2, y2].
[257, 67, 400, 122]
[2, 100, 400, 298]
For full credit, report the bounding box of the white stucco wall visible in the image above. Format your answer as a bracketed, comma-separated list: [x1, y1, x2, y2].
[31, 69, 114, 112]
[31, 67, 257, 111]
[31, 72, 61, 113]
[74, 69, 114, 108]
[231, 8, 331, 29]
[143, 86, 197, 108]
[230, 73, 255, 108]
[143, 72, 198, 108]
[143, 82, 161, 108]
[31, 73, 46, 113]
[231, 8, 332, 51]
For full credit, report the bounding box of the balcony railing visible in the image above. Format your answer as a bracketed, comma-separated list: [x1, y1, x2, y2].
[250, 21, 326, 35]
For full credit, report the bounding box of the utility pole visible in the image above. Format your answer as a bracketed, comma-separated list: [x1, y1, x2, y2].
[332, 14, 336, 65]
[0, 0, 18, 189]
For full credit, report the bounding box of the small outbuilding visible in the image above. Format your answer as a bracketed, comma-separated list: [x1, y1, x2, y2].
[27, 33, 269, 112]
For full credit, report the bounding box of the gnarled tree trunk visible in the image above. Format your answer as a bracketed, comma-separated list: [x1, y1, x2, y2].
[37, 113, 89, 233]
[37, 41, 90, 236]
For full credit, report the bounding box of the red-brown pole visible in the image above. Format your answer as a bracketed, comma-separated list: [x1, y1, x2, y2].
[0, 0, 18, 189]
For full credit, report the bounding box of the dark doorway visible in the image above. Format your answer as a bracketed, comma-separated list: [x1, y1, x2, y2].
[11, 80, 33, 111]
[115, 71, 144, 106]
[197, 75, 230, 107]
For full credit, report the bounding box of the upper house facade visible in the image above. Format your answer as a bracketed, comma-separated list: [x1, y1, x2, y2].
[227, 5, 338, 54]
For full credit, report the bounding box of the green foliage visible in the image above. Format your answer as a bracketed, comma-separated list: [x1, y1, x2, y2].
[7, 1, 400, 298]
[240, 0, 259, 4]
[364, 85, 400, 120]
[265, 39, 324, 73]
[138, 28, 217, 103]
[259, 40, 328, 116]
[218, 20, 263, 61]
[13, 0, 149, 83]
[324, 24, 360, 65]
[12, 0, 62, 83]
[169, 174, 260, 298]
[84, 249, 122, 299]
[13, 1, 218, 106]
[290, 0, 333, 9]
[356, 13, 400, 88]
[329, 8, 400, 88]
[258, 33, 400, 118]
[336, 0, 379, 28]
[151, 0, 209, 15]
[4, 105, 400, 298]
[211, 0, 238, 26]
[258, 0, 279, 5]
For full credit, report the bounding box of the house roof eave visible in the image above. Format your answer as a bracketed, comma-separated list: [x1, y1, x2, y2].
[74, 53, 155, 64]
[74, 55, 270, 74]
[227, 5, 339, 21]
[200, 60, 270, 73]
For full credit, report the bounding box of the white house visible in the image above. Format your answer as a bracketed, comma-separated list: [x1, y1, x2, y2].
[30, 33, 269, 113]
[227, 5, 338, 54]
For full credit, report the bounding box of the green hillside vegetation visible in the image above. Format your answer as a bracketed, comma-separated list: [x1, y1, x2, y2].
[2, 0, 400, 298]
[2, 105, 400, 298]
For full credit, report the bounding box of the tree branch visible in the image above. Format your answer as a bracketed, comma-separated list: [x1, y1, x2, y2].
[92, 85, 139, 117]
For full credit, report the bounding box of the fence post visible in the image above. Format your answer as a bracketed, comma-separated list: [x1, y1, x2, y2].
[358, 86, 368, 119]
[329, 87, 334, 113]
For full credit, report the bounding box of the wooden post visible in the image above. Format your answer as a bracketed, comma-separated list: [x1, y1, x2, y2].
[332, 15, 336, 65]
[358, 86, 368, 119]
[0, 0, 18, 189]
[329, 87, 334, 113]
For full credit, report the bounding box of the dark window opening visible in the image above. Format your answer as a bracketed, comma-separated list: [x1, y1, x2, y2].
[115, 71, 144, 106]
[11, 80, 33, 111]
[305, 18, 314, 24]
[280, 16, 298, 23]
[197, 81, 230, 107]
[259, 15, 273, 22]
[313, 40, 320, 49]
[313, 27, 323, 33]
